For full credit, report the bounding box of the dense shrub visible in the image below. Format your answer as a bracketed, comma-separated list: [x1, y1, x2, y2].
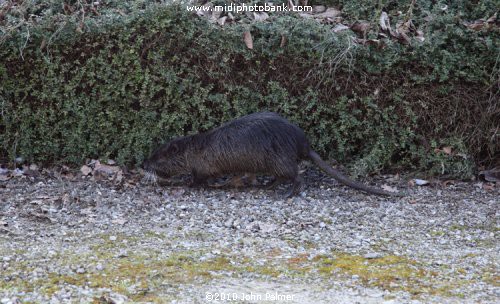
[0, 1, 498, 178]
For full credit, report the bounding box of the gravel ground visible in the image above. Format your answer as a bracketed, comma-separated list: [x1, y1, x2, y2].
[0, 168, 498, 303]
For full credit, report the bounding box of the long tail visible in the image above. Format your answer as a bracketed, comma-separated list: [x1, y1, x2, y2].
[308, 150, 403, 197]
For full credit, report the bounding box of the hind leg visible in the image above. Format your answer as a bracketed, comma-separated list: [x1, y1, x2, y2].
[272, 161, 303, 198]
[283, 175, 304, 198]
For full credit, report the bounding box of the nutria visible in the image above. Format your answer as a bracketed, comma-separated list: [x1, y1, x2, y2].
[143, 112, 403, 197]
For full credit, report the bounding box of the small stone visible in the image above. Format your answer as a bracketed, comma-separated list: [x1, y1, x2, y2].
[109, 235, 117, 241]
[1, 298, 10, 304]
[367, 290, 384, 298]
[76, 267, 85, 274]
[2, 256, 11, 262]
[364, 252, 382, 259]
[224, 218, 233, 228]
[96, 263, 104, 271]
[259, 223, 277, 233]
[319, 222, 326, 228]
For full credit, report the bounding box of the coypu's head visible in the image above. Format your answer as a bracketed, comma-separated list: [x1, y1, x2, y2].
[142, 139, 188, 181]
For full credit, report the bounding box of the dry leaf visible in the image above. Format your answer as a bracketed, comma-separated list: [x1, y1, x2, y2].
[115, 170, 124, 183]
[196, 3, 213, 18]
[314, 8, 341, 19]
[442, 180, 455, 187]
[482, 183, 495, 191]
[381, 184, 398, 193]
[379, 11, 391, 32]
[243, 31, 253, 49]
[333, 24, 349, 32]
[80, 165, 92, 176]
[253, 12, 269, 22]
[280, 35, 287, 48]
[94, 162, 120, 176]
[312, 5, 326, 14]
[211, 10, 222, 22]
[355, 38, 384, 48]
[415, 30, 425, 42]
[442, 146, 452, 155]
[486, 12, 497, 23]
[12, 168, 23, 177]
[0, 175, 10, 182]
[299, 13, 313, 19]
[414, 179, 430, 186]
[479, 167, 500, 183]
[217, 16, 227, 26]
[351, 21, 371, 37]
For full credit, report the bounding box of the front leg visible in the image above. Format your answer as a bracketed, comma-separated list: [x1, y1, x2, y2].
[190, 170, 210, 188]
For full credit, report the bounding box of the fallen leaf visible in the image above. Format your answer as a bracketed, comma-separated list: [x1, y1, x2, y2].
[94, 162, 120, 176]
[115, 170, 124, 183]
[351, 20, 371, 37]
[299, 13, 313, 19]
[0, 172, 10, 181]
[415, 30, 425, 42]
[381, 184, 398, 193]
[332, 24, 349, 32]
[379, 11, 391, 32]
[217, 16, 227, 26]
[479, 167, 500, 183]
[414, 179, 430, 186]
[280, 35, 287, 47]
[483, 183, 495, 191]
[243, 31, 253, 49]
[312, 5, 326, 14]
[486, 12, 497, 23]
[195, 3, 213, 18]
[442, 180, 455, 187]
[12, 168, 23, 177]
[314, 8, 341, 19]
[442, 146, 452, 155]
[81, 165, 92, 176]
[253, 12, 269, 22]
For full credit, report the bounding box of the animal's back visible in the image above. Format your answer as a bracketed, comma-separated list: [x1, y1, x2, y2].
[192, 112, 310, 176]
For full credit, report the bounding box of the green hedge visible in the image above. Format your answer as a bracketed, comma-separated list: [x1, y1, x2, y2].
[1, 1, 498, 178]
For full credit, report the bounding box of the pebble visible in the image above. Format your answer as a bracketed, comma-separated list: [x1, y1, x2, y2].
[1, 173, 497, 303]
[364, 252, 382, 259]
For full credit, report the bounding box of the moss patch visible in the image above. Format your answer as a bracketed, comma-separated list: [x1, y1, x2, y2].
[315, 253, 467, 298]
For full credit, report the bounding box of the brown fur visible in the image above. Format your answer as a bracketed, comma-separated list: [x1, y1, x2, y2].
[143, 112, 403, 197]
